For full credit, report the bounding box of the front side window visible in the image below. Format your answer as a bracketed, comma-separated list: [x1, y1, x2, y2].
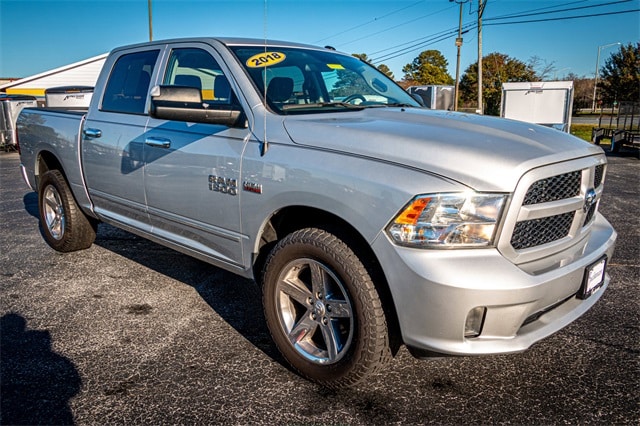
[164, 48, 235, 105]
[101, 50, 159, 114]
[229, 46, 419, 114]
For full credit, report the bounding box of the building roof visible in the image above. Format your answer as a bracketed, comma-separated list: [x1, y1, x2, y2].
[0, 53, 108, 97]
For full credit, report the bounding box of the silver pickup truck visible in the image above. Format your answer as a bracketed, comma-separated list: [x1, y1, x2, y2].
[17, 37, 617, 389]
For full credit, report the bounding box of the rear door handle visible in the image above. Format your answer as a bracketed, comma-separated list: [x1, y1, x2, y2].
[83, 128, 102, 138]
[145, 137, 171, 149]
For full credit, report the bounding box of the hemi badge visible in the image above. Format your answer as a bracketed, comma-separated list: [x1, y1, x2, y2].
[243, 181, 263, 194]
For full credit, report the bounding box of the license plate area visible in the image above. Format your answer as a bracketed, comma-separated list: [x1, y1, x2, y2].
[578, 255, 607, 299]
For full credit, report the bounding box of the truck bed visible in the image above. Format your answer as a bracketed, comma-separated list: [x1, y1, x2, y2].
[17, 108, 90, 213]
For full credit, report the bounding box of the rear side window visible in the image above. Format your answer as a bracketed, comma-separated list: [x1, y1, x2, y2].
[101, 50, 159, 114]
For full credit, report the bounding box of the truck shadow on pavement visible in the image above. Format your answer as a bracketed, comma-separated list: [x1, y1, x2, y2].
[0, 313, 81, 425]
[22, 192, 38, 218]
[21, 192, 288, 370]
[92, 224, 289, 368]
[603, 145, 639, 159]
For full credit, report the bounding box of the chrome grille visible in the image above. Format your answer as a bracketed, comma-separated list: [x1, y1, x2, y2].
[511, 212, 574, 250]
[583, 203, 597, 226]
[594, 164, 605, 188]
[522, 171, 581, 205]
[504, 158, 608, 258]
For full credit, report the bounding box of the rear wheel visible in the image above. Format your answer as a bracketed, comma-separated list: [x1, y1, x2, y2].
[38, 170, 96, 252]
[262, 228, 392, 389]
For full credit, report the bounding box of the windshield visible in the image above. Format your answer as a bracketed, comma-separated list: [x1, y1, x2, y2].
[229, 45, 420, 114]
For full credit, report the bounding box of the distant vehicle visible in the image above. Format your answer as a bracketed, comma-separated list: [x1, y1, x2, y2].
[0, 93, 37, 150]
[16, 37, 616, 389]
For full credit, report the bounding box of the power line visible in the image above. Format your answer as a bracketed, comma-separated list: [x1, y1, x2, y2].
[338, 5, 455, 48]
[336, 0, 589, 62]
[371, 24, 476, 63]
[369, 24, 464, 56]
[368, 3, 638, 66]
[371, 31, 458, 63]
[484, 0, 633, 22]
[486, 0, 588, 20]
[313, 0, 425, 44]
[483, 8, 640, 26]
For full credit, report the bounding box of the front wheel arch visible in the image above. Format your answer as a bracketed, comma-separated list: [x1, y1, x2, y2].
[252, 207, 402, 354]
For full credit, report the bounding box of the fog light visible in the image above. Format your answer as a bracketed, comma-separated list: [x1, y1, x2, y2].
[464, 307, 486, 338]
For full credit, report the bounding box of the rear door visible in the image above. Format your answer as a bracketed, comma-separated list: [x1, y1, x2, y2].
[82, 47, 161, 231]
[143, 42, 250, 267]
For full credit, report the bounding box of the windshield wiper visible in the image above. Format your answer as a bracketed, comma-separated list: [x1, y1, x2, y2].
[381, 102, 417, 108]
[281, 102, 365, 111]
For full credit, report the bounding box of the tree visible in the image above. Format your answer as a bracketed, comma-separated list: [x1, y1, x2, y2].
[460, 52, 536, 115]
[352, 53, 370, 62]
[598, 42, 640, 103]
[351, 53, 394, 79]
[565, 72, 594, 112]
[401, 50, 454, 85]
[528, 55, 556, 81]
[331, 53, 381, 98]
[331, 68, 374, 98]
[376, 64, 394, 80]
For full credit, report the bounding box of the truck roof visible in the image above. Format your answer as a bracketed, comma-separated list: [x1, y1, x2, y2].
[110, 37, 331, 54]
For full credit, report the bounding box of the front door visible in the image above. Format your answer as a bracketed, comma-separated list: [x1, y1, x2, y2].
[143, 45, 249, 267]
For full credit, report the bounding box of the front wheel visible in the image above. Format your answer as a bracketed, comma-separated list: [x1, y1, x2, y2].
[38, 170, 96, 252]
[262, 228, 392, 389]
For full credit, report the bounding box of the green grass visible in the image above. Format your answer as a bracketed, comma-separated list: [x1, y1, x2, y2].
[570, 124, 595, 142]
[570, 124, 612, 145]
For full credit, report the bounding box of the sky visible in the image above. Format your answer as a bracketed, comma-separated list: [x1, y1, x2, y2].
[0, 0, 638, 81]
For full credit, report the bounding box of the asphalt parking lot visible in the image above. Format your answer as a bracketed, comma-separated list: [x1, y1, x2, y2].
[1, 148, 638, 425]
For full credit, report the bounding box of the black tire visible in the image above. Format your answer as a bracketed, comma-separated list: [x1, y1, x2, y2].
[262, 228, 392, 389]
[38, 170, 96, 252]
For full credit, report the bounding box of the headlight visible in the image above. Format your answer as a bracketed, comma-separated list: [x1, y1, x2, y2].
[386, 193, 507, 248]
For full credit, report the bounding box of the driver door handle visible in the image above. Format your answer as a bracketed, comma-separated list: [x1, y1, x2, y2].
[83, 128, 102, 138]
[145, 137, 171, 149]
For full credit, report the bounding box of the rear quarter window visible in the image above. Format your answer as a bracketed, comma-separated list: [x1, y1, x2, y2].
[101, 50, 159, 114]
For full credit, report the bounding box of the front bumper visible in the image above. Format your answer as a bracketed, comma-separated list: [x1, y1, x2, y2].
[373, 213, 616, 356]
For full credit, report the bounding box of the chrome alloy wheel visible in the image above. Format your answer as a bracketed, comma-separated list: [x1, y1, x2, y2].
[275, 258, 354, 364]
[42, 184, 65, 240]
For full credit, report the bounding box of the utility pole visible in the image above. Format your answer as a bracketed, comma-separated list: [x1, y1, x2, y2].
[148, 0, 153, 41]
[452, 0, 465, 111]
[591, 42, 620, 112]
[477, 0, 486, 115]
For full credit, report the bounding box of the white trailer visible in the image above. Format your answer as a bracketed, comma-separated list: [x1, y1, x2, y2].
[501, 81, 574, 132]
[45, 86, 94, 110]
[0, 94, 38, 150]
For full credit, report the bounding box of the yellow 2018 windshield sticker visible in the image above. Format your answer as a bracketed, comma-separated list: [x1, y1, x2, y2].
[246, 52, 286, 68]
[327, 63, 345, 70]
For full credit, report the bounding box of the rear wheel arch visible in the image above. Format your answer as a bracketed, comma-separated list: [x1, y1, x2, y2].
[36, 150, 64, 186]
[37, 169, 97, 252]
[34, 151, 98, 251]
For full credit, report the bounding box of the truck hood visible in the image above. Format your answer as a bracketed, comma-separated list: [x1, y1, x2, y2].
[282, 108, 602, 192]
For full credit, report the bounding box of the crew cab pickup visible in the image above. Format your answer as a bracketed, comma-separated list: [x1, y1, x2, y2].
[17, 38, 617, 389]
